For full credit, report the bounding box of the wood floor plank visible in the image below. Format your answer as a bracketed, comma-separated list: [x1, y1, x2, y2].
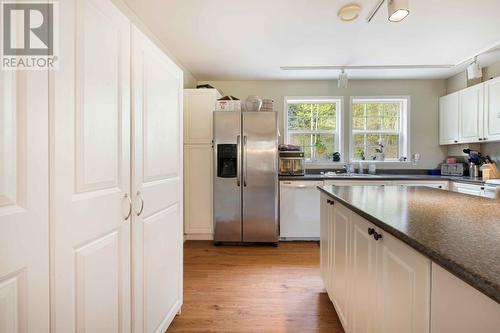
[168, 241, 344, 333]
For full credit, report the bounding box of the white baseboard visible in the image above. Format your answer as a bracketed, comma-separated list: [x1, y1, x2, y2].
[184, 233, 213, 240]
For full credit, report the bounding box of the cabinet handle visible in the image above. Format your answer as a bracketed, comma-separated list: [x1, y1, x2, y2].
[135, 191, 145, 216]
[124, 193, 132, 220]
[478, 138, 483, 141]
[373, 232, 383, 241]
[453, 140, 458, 143]
[368, 228, 375, 236]
[326, 199, 334, 205]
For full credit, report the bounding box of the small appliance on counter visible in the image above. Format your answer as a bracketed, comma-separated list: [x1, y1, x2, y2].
[441, 163, 466, 176]
[279, 151, 305, 176]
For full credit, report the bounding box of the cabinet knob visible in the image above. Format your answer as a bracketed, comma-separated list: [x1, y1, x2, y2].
[368, 228, 375, 236]
[454, 140, 458, 143]
[478, 138, 483, 141]
[484, 137, 488, 141]
[373, 232, 383, 241]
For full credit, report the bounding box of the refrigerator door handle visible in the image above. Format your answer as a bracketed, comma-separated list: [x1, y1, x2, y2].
[243, 135, 248, 187]
[236, 135, 241, 187]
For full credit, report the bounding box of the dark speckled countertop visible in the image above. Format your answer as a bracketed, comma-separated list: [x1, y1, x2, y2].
[318, 185, 500, 304]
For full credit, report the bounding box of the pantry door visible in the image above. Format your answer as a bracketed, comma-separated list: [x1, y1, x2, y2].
[50, 0, 131, 332]
[131, 26, 184, 333]
[0, 71, 49, 332]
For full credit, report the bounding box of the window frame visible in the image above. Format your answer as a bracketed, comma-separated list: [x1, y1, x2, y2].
[348, 96, 411, 163]
[284, 96, 343, 165]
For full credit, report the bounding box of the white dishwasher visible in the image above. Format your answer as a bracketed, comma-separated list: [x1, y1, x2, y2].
[279, 180, 323, 240]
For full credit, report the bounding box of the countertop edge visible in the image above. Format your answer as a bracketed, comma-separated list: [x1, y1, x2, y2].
[317, 186, 500, 304]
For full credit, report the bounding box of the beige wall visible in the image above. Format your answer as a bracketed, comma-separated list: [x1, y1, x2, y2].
[199, 79, 447, 169]
[445, 61, 500, 164]
[112, 0, 197, 88]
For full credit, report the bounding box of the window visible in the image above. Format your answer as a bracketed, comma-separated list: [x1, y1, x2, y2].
[285, 97, 342, 163]
[350, 97, 409, 162]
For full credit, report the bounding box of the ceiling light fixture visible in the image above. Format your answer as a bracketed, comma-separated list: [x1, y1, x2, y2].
[467, 57, 482, 80]
[338, 70, 348, 88]
[337, 4, 362, 22]
[366, 0, 409, 23]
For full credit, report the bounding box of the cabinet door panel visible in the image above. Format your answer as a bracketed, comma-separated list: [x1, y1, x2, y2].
[132, 26, 184, 333]
[184, 145, 213, 235]
[320, 196, 330, 284]
[460, 85, 484, 143]
[51, 0, 131, 331]
[439, 92, 460, 144]
[184, 90, 219, 144]
[484, 77, 500, 141]
[375, 232, 431, 333]
[331, 203, 350, 330]
[0, 69, 49, 331]
[350, 215, 377, 333]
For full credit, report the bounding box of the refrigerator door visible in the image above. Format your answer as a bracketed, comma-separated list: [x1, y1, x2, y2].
[213, 111, 242, 242]
[242, 112, 278, 242]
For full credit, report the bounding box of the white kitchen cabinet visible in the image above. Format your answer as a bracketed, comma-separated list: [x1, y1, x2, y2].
[375, 231, 431, 333]
[0, 70, 50, 331]
[50, 1, 183, 332]
[52, 0, 132, 331]
[431, 263, 500, 333]
[183, 89, 220, 240]
[324, 180, 390, 186]
[349, 214, 377, 333]
[459, 84, 484, 143]
[320, 199, 431, 333]
[484, 77, 500, 142]
[131, 25, 184, 333]
[320, 196, 330, 286]
[184, 145, 214, 238]
[391, 180, 449, 190]
[184, 89, 221, 144]
[330, 202, 351, 330]
[452, 182, 485, 197]
[439, 92, 460, 144]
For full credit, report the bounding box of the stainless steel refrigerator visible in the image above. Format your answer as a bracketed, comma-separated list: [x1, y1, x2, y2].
[213, 111, 278, 244]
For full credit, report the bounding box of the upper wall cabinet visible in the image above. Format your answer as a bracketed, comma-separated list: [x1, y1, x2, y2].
[439, 78, 500, 145]
[459, 84, 484, 142]
[439, 92, 460, 144]
[484, 77, 500, 142]
[184, 89, 222, 144]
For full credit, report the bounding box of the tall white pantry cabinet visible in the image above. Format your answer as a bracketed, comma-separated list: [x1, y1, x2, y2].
[183, 89, 221, 240]
[0, 0, 183, 332]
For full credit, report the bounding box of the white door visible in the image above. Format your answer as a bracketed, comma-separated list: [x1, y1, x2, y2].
[375, 231, 431, 333]
[439, 92, 460, 144]
[484, 77, 500, 142]
[184, 145, 213, 236]
[349, 215, 377, 333]
[331, 203, 350, 330]
[50, 0, 131, 331]
[0, 72, 49, 331]
[459, 85, 484, 143]
[131, 26, 184, 333]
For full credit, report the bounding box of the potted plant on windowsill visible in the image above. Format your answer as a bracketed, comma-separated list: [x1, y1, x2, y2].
[374, 141, 385, 161]
[315, 138, 327, 157]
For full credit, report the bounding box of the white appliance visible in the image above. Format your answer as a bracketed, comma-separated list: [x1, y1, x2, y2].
[279, 181, 323, 240]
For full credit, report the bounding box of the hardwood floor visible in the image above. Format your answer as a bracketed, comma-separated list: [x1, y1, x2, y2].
[168, 241, 344, 333]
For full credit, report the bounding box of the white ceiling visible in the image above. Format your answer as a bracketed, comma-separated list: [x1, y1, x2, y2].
[123, 0, 500, 80]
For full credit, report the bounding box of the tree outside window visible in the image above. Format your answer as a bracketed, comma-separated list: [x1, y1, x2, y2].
[286, 98, 342, 163]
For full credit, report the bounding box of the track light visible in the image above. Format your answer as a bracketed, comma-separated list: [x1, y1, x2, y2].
[467, 58, 482, 80]
[367, 0, 409, 23]
[338, 70, 348, 88]
[388, 0, 409, 22]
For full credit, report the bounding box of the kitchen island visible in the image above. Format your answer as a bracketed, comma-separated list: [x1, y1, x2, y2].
[318, 185, 500, 333]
